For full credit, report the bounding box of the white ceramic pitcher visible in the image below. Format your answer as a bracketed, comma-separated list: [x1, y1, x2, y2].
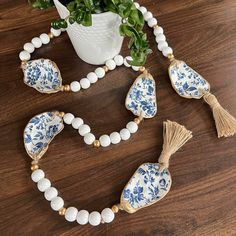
[53, 0, 124, 65]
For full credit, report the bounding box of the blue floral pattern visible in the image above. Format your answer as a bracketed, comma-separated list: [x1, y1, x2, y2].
[121, 163, 171, 213]
[169, 60, 210, 99]
[22, 59, 62, 93]
[126, 74, 157, 118]
[24, 111, 64, 159]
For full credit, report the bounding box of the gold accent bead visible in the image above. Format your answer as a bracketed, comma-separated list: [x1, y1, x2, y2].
[48, 32, 54, 39]
[111, 205, 119, 213]
[134, 117, 141, 125]
[58, 111, 65, 118]
[21, 61, 27, 66]
[63, 85, 70, 92]
[103, 65, 109, 73]
[139, 66, 146, 73]
[31, 164, 39, 171]
[59, 207, 66, 216]
[153, 24, 159, 28]
[93, 140, 101, 148]
[168, 54, 175, 62]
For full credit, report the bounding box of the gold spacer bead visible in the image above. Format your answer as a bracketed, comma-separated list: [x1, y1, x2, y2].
[111, 205, 119, 214]
[48, 32, 54, 39]
[63, 85, 70, 92]
[168, 54, 175, 62]
[153, 24, 159, 29]
[59, 207, 67, 216]
[103, 65, 109, 73]
[21, 61, 27, 67]
[31, 164, 39, 171]
[58, 111, 65, 118]
[139, 66, 146, 73]
[134, 117, 141, 125]
[93, 140, 101, 148]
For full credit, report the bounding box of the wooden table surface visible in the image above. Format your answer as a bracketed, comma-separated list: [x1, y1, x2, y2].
[1, 0, 236, 235]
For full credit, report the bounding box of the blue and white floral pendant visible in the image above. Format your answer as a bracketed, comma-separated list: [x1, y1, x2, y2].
[168, 59, 210, 99]
[120, 163, 171, 213]
[21, 59, 62, 93]
[24, 111, 64, 160]
[126, 72, 157, 118]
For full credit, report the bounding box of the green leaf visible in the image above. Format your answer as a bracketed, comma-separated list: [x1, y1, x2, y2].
[82, 11, 92, 26]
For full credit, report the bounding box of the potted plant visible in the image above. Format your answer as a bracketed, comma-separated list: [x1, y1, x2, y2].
[29, 0, 151, 65]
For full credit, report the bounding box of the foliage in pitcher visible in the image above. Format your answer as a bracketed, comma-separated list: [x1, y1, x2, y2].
[28, 0, 152, 66]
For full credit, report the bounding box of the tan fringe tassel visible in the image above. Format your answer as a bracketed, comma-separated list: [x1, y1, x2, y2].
[203, 92, 236, 138]
[158, 120, 193, 168]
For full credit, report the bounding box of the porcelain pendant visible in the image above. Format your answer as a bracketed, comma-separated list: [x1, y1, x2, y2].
[24, 111, 64, 160]
[126, 72, 157, 118]
[22, 59, 62, 93]
[168, 60, 210, 99]
[120, 163, 171, 213]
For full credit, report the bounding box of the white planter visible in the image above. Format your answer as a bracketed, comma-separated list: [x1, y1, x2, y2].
[53, 0, 124, 65]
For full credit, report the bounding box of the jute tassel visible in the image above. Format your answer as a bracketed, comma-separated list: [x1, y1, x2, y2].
[203, 92, 236, 138]
[158, 120, 193, 168]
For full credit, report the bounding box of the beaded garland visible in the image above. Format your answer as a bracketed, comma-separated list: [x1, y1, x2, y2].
[19, 0, 235, 228]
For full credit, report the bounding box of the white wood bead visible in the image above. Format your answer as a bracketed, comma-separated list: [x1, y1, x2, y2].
[65, 207, 78, 222]
[162, 47, 173, 57]
[138, 6, 147, 15]
[126, 121, 138, 133]
[158, 41, 168, 51]
[44, 187, 58, 201]
[23, 43, 35, 53]
[124, 56, 132, 67]
[84, 133, 95, 145]
[19, 51, 31, 61]
[101, 208, 115, 223]
[105, 59, 116, 70]
[99, 135, 111, 147]
[37, 178, 51, 192]
[70, 81, 81, 92]
[95, 67, 105, 78]
[71, 117, 84, 129]
[155, 34, 166, 43]
[40, 33, 50, 44]
[154, 26, 164, 36]
[78, 124, 91, 136]
[114, 55, 124, 66]
[132, 66, 140, 71]
[87, 72, 98, 84]
[110, 132, 121, 144]
[63, 113, 75, 125]
[89, 211, 101, 226]
[148, 18, 158, 27]
[80, 78, 91, 89]
[50, 196, 64, 211]
[31, 37, 42, 48]
[120, 128, 131, 141]
[77, 210, 89, 225]
[144, 11, 153, 21]
[50, 28, 61, 37]
[31, 169, 45, 183]
[134, 2, 140, 8]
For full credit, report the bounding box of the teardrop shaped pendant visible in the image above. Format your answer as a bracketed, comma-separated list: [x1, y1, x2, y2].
[125, 71, 157, 118]
[21, 59, 62, 93]
[168, 59, 210, 99]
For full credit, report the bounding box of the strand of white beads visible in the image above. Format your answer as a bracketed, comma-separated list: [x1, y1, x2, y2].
[62, 111, 142, 148]
[30, 167, 118, 226]
[133, 2, 174, 60]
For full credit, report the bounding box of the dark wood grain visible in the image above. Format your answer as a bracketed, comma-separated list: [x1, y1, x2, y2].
[0, 0, 236, 235]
